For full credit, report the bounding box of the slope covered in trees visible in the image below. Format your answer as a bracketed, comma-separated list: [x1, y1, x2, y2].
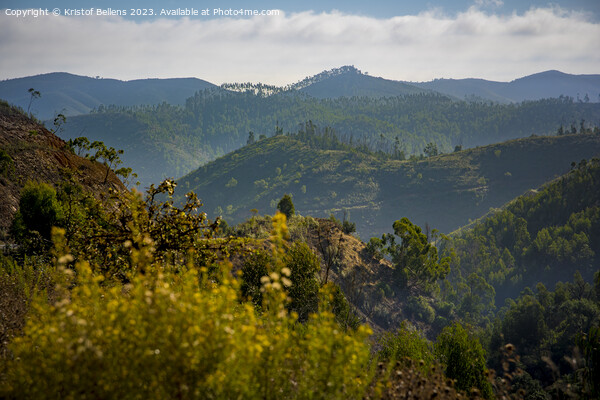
[59, 91, 600, 187]
[296, 66, 429, 98]
[176, 126, 600, 239]
[444, 158, 600, 306]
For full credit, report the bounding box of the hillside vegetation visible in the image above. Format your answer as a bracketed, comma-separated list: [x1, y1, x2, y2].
[1, 107, 599, 399]
[430, 159, 600, 398]
[445, 157, 600, 304]
[0, 100, 125, 238]
[176, 127, 600, 239]
[59, 91, 600, 187]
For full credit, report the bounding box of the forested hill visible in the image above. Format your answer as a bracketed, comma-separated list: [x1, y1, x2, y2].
[0, 72, 215, 120]
[295, 66, 429, 98]
[175, 128, 600, 239]
[59, 93, 600, 187]
[445, 157, 600, 303]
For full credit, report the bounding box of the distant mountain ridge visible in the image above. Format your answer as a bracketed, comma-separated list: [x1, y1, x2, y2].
[0, 72, 216, 120]
[2, 67, 599, 121]
[219, 66, 428, 98]
[411, 70, 600, 103]
[221, 66, 600, 102]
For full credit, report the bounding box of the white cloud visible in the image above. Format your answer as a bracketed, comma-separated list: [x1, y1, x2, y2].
[474, 0, 504, 9]
[0, 7, 598, 84]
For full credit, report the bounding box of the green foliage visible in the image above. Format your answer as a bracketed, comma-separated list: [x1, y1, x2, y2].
[577, 325, 600, 399]
[405, 296, 436, 324]
[26, 87, 40, 115]
[88, 140, 125, 183]
[277, 193, 295, 219]
[366, 237, 385, 259]
[501, 295, 547, 357]
[240, 241, 321, 322]
[445, 158, 600, 305]
[455, 273, 496, 326]
[342, 220, 356, 234]
[435, 322, 494, 399]
[11, 182, 63, 244]
[66, 136, 91, 156]
[489, 274, 600, 390]
[327, 282, 362, 331]
[51, 113, 66, 134]
[29, 179, 225, 281]
[386, 217, 450, 294]
[423, 142, 439, 157]
[1, 215, 375, 399]
[0, 148, 14, 177]
[341, 210, 357, 235]
[378, 321, 434, 369]
[67, 137, 136, 185]
[177, 129, 600, 240]
[0, 255, 56, 358]
[2, 261, 373, 399]
[62, 90, 600, 188]
[284, 241, 320, 322]
[240, 250, 270, 308]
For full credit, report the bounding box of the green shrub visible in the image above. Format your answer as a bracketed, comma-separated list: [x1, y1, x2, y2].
[11, 182, 63, 246]
[277, 194, 295, 219]
[284, 241, 320, 322]
[366, 237, 384, 259]
[2, 222, 374, 399]
[378, 321, 434, 369]
[342, 220, 356, 234]
[0, 149, 14, 177]
[406, 296, 436, 324]
[0, 255, 56, 358]
[435, 322, 494, 399]
[327, 282, 362, 331]
[240, 250, 271, 308]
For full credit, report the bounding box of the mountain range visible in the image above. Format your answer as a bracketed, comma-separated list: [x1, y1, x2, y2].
[0, 72, 215, 120]
[1, 67, 599, 120]
[412, 69, 600, 103]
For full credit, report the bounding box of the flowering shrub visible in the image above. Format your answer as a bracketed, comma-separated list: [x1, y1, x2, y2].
[1, 215, 373, 399]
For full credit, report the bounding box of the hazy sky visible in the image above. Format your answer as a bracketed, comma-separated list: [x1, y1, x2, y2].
[1, 0, 599, 84]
